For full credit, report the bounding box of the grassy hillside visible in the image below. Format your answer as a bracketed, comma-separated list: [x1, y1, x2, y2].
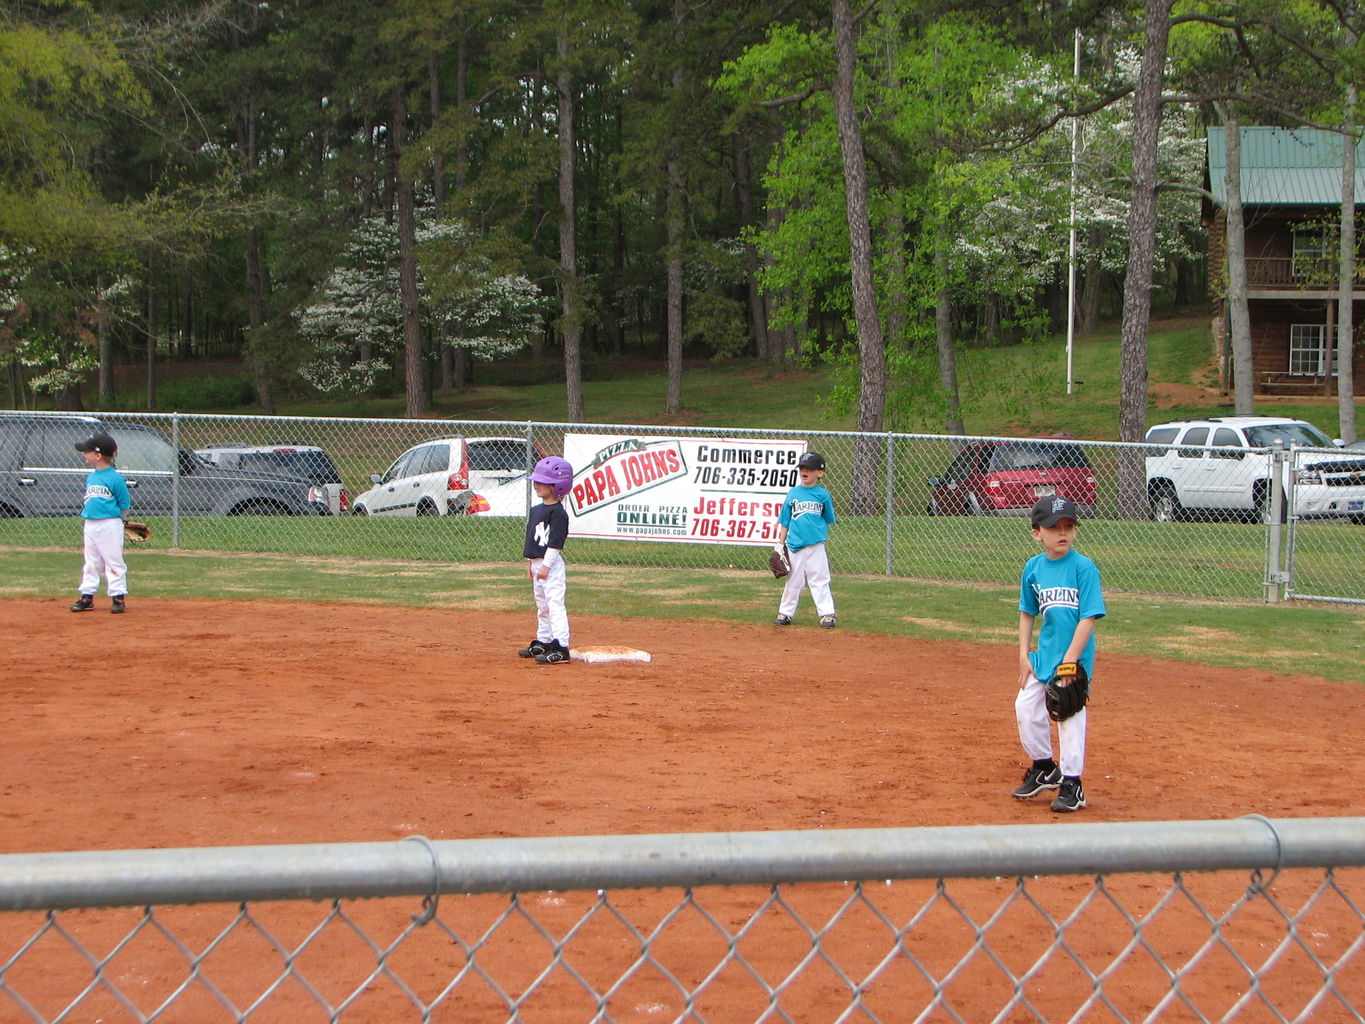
[169, 311, 1362, 440]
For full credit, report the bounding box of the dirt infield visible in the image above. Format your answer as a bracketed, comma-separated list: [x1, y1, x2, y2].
[8, 596, 1364, 849]
[4, 597, 1365, 1020]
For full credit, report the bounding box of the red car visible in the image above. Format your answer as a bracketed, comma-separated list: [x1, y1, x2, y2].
[926, 438, 1097, 517]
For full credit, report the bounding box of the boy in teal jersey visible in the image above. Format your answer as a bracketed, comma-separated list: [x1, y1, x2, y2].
[1012, 495, 1105, 812]
[70, 431, 131, 614]
[773, 451, 838, 629]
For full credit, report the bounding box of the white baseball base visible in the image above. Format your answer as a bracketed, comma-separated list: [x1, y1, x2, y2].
[569, 645, 652, 664]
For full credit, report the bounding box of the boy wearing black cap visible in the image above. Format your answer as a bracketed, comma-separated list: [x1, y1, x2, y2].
[773, 451, 838, 628]
[1011, 495, 1105, 812]
[70, 431, 131, 614]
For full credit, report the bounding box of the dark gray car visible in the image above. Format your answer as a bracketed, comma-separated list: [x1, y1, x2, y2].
[0, 413, 325, 517]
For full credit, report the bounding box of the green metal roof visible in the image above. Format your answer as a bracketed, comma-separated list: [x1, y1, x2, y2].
[1207, 126, 1365, 206]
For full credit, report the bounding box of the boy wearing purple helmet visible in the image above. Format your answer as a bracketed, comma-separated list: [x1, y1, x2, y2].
[518, 456, 574, 664]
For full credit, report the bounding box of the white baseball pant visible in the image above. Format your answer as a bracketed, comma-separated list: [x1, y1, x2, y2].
[529, 557, 569, 645]
[79, 517, 127, 598]
[1016, 671, 1086, 778]
[778, 542, 834, 618]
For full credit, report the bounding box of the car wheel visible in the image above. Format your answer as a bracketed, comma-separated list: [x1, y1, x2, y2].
[966, 493, 986, 516]
[416, 498, 440, 516]
[1149, 483, 1181, 522]
[1253, 482, 1287, 525]
[229, 499, 291, 516]
[352, 504, 369, 516]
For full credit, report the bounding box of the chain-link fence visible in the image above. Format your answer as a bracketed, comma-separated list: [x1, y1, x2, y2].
[2, 818, 1363, 1022]
[3, 410, 1364, 603]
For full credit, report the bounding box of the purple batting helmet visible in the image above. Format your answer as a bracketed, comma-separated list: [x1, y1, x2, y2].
[532, 456, 574, 497]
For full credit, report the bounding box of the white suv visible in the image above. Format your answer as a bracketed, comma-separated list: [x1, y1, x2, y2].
[1144, 417, 1365, 523]
[351, 436, 542, 517]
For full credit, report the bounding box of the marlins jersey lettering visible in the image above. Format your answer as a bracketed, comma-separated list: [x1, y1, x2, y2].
[778, 484, 836, 551]
[81, 466, 130, 521]
[1019, 548, 1105, 681]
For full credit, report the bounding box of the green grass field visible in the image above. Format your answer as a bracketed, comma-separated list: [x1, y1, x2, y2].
[11, 311, 1364, 684]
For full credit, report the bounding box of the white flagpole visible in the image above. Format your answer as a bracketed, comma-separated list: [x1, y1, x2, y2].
[1066, 29, 1081, 396]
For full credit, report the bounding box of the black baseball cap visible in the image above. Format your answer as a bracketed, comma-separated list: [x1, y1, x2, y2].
[74, 432, 117, 456]
[1031, 495, 1078, 528]
[797, 451, 826, 471]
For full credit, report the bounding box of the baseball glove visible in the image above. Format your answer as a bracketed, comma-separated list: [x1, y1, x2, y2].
[769, 544, 792, 578]
[123, 521, 152, 542]
[1044, 662, 1090, 722]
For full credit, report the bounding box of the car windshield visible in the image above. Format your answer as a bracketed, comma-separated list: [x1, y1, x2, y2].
[1244, 423, 1333, 449]
[990, 442, 1091, 471]
[239, 451, 340, 483]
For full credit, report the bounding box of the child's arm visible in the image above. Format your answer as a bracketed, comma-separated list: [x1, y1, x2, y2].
[1018, 611, 1035, 688]
[1063, 616, 1098, 665]
[537, 547, 561, 580]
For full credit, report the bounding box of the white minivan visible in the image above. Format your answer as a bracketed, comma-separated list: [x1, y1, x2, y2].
[351, 436, 542, 517]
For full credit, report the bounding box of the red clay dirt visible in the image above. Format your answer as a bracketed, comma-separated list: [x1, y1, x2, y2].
[3, 597, 1364, 1022]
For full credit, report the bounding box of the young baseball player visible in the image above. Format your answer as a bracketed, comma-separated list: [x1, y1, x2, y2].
[70, 431, 131, 614]
[774, 451, 838, 628]
[518, 456, 574, 664]
[1012, 495, 1105, 812]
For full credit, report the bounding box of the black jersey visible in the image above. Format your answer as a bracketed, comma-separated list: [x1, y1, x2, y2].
[523, 501, 569, 558]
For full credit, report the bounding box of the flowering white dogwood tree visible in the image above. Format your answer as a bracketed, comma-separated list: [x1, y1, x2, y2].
[297, 216, 543, 396]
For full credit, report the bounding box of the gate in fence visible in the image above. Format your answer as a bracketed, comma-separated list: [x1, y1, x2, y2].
[2, 818, 1363, 1023]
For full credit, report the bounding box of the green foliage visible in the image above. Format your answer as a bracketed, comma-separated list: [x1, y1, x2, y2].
[154, 376, 257, 411]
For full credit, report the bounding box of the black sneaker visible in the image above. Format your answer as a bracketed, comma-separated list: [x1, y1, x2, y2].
[819, 615, 837, 629]
[1051, 776, 1086, 812]
[111, 596, 126, 614]
[69, 594, 94, 612]
[535, 641, 570, 664]
[774, 614, 793, 626]
[1011, 761, 1062, 799]
[518, 640, 547, 659]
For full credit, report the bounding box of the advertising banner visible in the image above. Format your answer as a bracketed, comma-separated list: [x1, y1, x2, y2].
[563, 434, 804, 545]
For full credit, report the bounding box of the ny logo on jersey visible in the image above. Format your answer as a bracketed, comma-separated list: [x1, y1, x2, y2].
[533, 521, 553, 548]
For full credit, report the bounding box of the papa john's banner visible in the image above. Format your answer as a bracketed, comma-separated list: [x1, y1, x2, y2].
[563, 434, 805, 545]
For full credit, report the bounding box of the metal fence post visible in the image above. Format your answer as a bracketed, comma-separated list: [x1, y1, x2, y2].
[884, 432, 895, 576]
[171, 411, 181, 548]
[1263, 444, 1288, 603]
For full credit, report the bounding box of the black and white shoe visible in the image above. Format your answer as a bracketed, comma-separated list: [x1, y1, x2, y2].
[518, 640, 548, 659]
[110, 596, 126, 614]
[1011, 761, 1062, 799]
[819, 615, 837, 629]
[535, 641, 570, 664]
[774, 614, 793, 626]
[70, 594, 94, 612]
[1051, 776, 1086, 812]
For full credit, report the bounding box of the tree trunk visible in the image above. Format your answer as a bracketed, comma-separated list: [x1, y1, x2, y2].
[832, 0, 886, 513]
[1339, 80, 1358, 442]
[392, 87, 426, 418]
[98, 272, 114, 406]
[145, 271, 157, 410]
[1215, 105, 1255, 415]
[557, 33, 584, 422]
[935, 242, 964, 435]
[1116, 0, 1171, 518]
[734, 133, 768, 360]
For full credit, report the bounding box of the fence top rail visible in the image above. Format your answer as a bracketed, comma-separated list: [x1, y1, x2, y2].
[1, 817, 1361, 913]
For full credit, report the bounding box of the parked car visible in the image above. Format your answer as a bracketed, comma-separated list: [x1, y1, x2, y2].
[0, 412, 325, 518]
[1144, 416, 1365, 523]
[926, 437, 1097, 517]
[195, 443, 347, 514]
[351, 436, 543, 517]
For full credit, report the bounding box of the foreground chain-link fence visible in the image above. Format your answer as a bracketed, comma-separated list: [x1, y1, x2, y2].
[1, 818, 1363, 1023]
[3, 409, 1364, 603]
